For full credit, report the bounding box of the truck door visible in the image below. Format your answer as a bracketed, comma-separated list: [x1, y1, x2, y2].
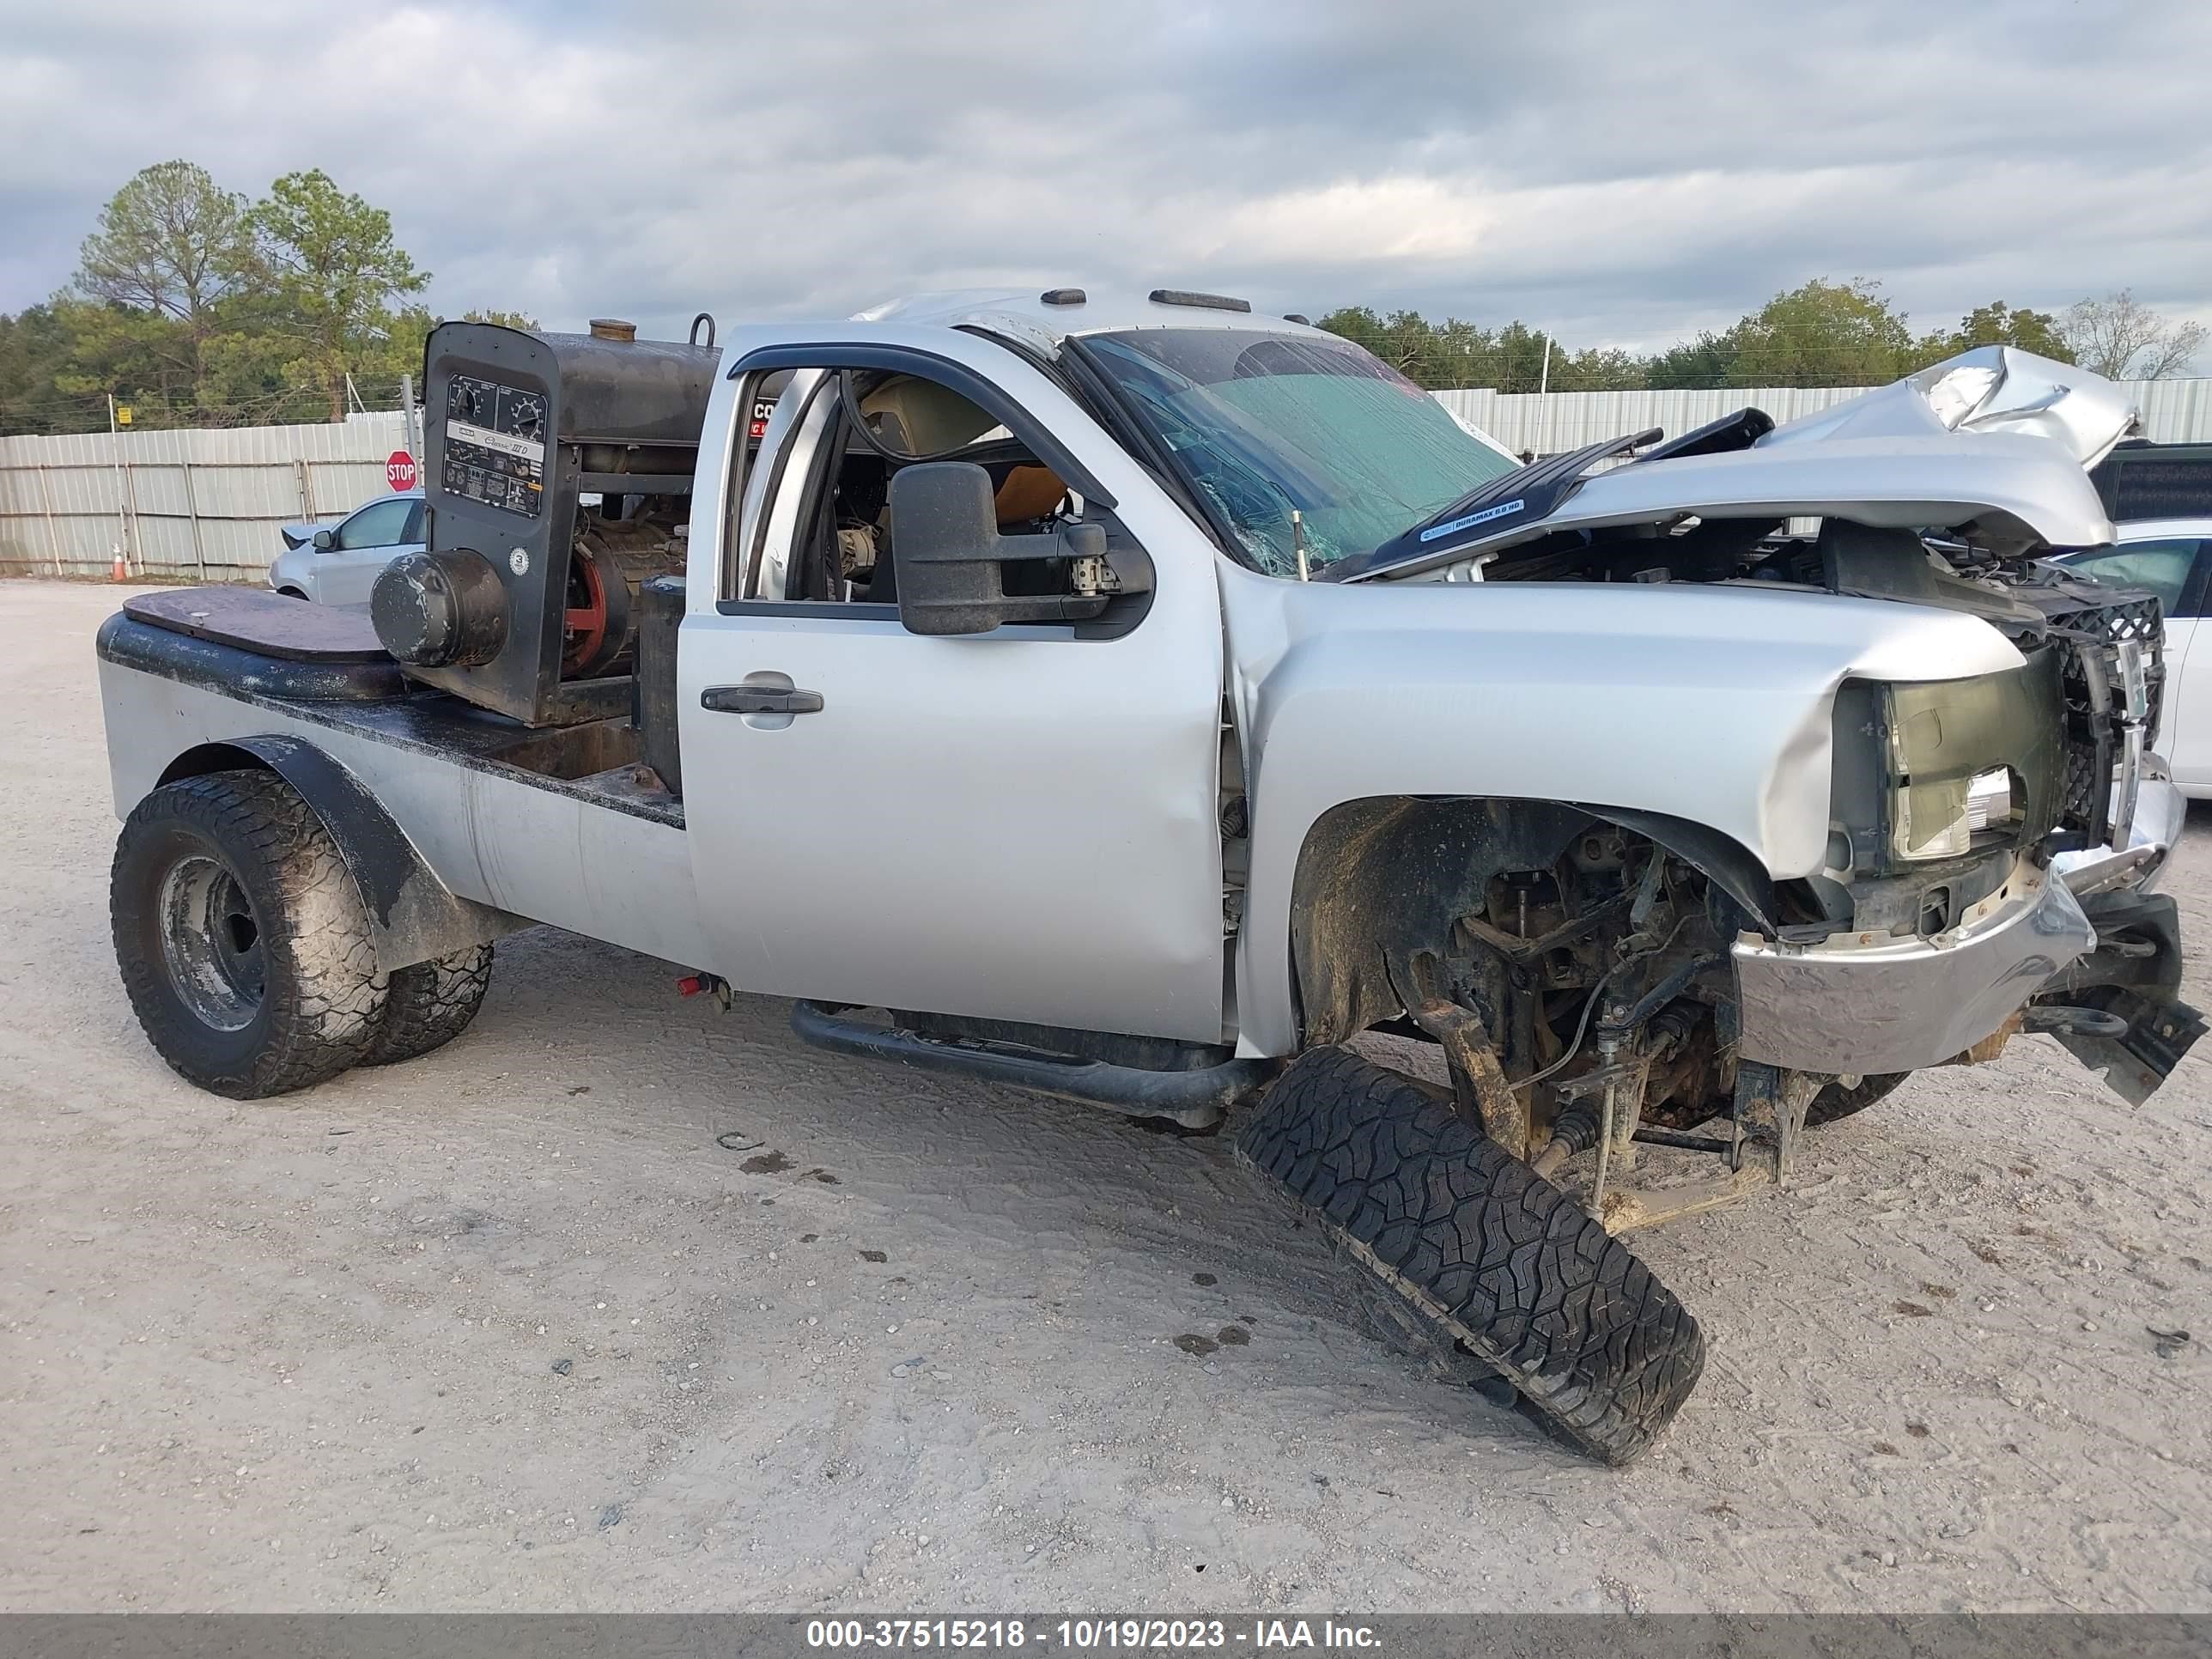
[676, 328, 1229, 1046]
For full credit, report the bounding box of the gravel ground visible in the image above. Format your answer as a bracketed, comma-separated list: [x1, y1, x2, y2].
[3, 576, 2209, 1613]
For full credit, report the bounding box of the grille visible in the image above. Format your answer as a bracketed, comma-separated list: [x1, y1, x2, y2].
[2076, 592, 2165, 651]
[2022, 588, 2165, 834]
[2059, 742, 2102, 836]
[2057, 592, 2164, 746]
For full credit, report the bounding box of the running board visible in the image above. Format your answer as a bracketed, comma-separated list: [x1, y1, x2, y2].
[789, 1001, 1277, 1129]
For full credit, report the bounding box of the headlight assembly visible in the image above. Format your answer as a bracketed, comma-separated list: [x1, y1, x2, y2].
[1965, 767, 2015, 832]
[1830, 655, 2066, 876]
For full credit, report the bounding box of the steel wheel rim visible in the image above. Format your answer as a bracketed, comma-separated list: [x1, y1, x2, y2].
[157, 854, 266, 1031]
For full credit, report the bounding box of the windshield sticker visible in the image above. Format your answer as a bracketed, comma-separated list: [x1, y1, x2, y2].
[1419, 499, 1525, 543]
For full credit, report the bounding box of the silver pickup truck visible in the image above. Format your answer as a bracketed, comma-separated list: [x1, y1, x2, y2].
[95, 289, 2201, 1466]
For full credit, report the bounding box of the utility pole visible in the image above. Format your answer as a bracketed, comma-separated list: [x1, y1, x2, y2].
[107, 393, 131, 577]
[401, 373, 422, 470]
[1536, 332, 1553, 459]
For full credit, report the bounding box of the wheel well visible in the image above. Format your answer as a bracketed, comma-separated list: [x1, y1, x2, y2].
[275, 586, 308, 600]
[149, 735, 524, 974]
[1286, 795, 1774, 1047]
[157, 743, 278, 789]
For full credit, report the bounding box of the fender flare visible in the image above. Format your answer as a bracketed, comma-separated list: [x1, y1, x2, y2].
[155, 735, 527, 973]
[1263, 794, 1778, 1053]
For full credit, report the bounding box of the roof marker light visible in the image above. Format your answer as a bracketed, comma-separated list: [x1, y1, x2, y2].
[1148, 289, 1252, 313]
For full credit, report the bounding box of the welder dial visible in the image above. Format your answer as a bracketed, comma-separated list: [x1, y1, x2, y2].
[505, 393, 545, 443]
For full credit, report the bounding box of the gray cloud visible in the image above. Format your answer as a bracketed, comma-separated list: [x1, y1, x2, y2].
[3, 0, 2209, 355]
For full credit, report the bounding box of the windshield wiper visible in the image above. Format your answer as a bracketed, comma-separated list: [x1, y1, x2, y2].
[1319, 427, 1661, 583]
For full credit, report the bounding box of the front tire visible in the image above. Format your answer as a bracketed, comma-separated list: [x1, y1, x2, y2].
[1237, 1047, 1705, 1466]
[111, 770, 387, 1098]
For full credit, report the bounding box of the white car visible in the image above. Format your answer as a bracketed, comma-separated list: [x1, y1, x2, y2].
[2057, 517, 2212, 796]
[269, 490, 424, 606]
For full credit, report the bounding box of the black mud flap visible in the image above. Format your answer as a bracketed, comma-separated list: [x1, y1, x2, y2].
[2038, 889, 2209, 1103]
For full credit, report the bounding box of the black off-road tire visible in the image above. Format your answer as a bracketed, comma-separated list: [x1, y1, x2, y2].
[362, 945, 494, 1066]
[1805, 1072, 1908, 1126]
[1236, 1046, 1705, 1467]
[111, 770, 387, 1099]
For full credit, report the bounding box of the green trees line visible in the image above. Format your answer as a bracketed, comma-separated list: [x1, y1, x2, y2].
[1316, 280, 2207, 394]
[3, 160, 2205, 434]
[1318, 283, 2203, 396]
[0, 161, 531, 435]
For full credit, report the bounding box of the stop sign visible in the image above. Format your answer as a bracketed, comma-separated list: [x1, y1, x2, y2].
[386, 450, 418, 491]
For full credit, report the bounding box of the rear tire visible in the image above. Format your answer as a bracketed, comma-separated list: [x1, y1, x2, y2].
[363, 945, 493, 1066]
[111, 770, 387, 1098]
[1237, 1046, 1705, 1466]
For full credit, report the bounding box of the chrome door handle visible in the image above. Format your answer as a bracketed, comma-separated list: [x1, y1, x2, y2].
[701, 684, 824, 716]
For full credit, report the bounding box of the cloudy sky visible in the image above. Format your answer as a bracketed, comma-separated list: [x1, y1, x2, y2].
[4, 0, 2209, 353]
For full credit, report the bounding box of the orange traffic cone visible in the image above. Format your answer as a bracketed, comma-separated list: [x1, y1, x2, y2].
[112, 549, 128, 582]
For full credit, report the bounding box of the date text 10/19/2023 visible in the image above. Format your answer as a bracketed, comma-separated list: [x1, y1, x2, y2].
[805, 1620, 1382, 1650]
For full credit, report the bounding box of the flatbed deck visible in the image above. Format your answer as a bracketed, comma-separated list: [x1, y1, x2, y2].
[100, 589, 684, 830]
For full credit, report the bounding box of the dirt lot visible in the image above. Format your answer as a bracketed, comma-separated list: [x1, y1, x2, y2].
[2, 576, 2209, 1613]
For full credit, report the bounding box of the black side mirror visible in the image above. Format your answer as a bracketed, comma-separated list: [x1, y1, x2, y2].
[312, 529, 336, 551]
[888, 461, 1111, 637]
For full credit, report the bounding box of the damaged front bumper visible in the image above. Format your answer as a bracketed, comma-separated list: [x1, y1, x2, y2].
[1733, 775, 2203, 1097]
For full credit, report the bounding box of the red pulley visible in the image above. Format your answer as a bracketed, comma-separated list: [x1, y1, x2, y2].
[562, 549, 611, 676]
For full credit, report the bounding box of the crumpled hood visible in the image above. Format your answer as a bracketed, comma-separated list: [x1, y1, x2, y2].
[1586, 347, 2135, 554]
[1757, 346, 2138, 469]
[1356, 348, 2136, 581]
[1568, 347, 2136, 554]
[1534, 431, 2118, 556]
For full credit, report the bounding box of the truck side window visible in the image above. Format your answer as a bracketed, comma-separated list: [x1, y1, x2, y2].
[729, 368, 837, 603]
[731, 365, 1073, 607]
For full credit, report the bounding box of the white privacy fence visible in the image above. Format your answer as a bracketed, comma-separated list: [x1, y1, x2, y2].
[6, 378, 2212, 583]
[0, 412, 416, 581]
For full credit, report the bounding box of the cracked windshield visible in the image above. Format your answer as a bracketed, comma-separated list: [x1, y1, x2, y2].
[1082, 327, 1518, 576]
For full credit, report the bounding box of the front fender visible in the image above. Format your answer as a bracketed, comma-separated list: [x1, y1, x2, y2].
[1218, 562, 2027, 1056]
